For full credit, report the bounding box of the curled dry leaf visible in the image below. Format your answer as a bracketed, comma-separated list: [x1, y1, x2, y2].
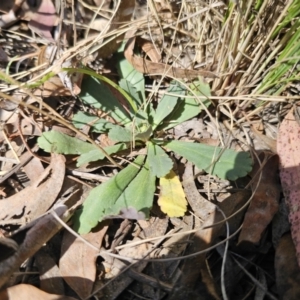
[124, 37, 217, 79]
[137, 37, 161, 63]
[238, 152, 280, 246]
[251, 124, 277, 153]
[182, 162, 216, 221]
[0, 153, 65, 222]
[33, 72, 83, 97]
[277, 108, 300, 266]
[0, 284, 77, 300]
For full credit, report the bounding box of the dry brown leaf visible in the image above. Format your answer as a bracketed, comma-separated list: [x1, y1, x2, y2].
[0, 205, 70, 288]
[97, 217, 168, 299]
[60, 225, 108, 299]
[34, 45, 83, 97]
[238, 152, 280, 245]
[35, 248, 65, 296]
[0, 0, 13, 13]
[0, 150, 33, 185]
[251, 124, 277, 153]
[0, 0, 57, 31]
[275, 233, 300, 300]
[0, 284, 77, 300]
[0, 153, 65, 222]
[0, 9, 17, 28]
[19, 116, 43, 136]
[197, 138, 220, 147]
[176, 181, 251, 298]
[22, 156, 45, 183]
[96, 0, 136, 58]
[277, 108, 300, 266]
[182, 162, 216, 221]
[33, 73, 83, 97]
[124, 37, 217, 79]
[0, 105, 26, 135]
[137, 37, 161, 63]
[177, 163, 251, 299]
[1, 136, 24, 170]
[0, 46, 8, 62]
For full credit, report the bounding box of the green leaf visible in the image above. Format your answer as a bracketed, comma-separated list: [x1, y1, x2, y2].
[133, 110, 150, 128]
[38, 131, 128, 166]
[108, 126, 133, 142]
[146, 104, 156, 125]
[72, 111, 115, 133]
[75, 155, 146, 234]
[105, 156, 156, 219]
[147, 141, 173, 177]
[77, 143, 127, 166]
[119, 78, 143, 106]
[164, 140, 252, 180]
[38, 131, 95, 154]
[64, 67, 138, 112]
[116, 52, 145, 102]
[108, 120, 153, 143]
[80, 76, 132, 125]
[135, 125, 153, 142]
[152, 84, 180, 130]
[158, 80, 211, 130]
[188, 79, 211, 99]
